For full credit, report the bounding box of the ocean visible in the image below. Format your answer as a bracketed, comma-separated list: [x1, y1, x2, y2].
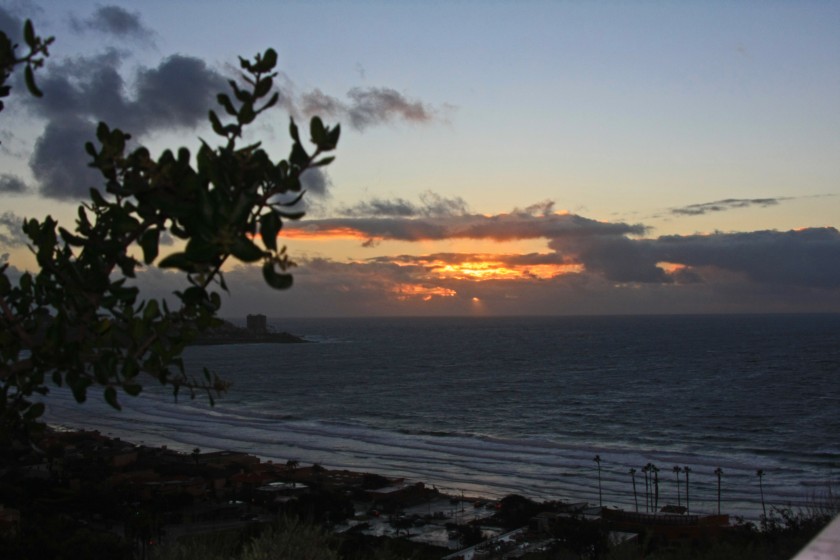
[43, 314, 840, 521]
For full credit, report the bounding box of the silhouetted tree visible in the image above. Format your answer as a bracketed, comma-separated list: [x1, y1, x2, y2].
[642, 463, 652, 513]
[0, 20, 340, 442]
[594, 454, 603, 507]
[757, 469, 767, 523]
[714, 467, 724, 515]
[683, 465, 691, 514]
[652, 464, 660, 511]
[629, 468, 638, 512]
[673, 465, 682, 507]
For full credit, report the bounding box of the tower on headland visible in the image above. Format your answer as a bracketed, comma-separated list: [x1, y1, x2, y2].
[246, 314, 267, 334]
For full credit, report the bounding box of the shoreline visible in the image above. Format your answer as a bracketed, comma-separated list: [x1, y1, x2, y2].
[43, 423, 774, 522]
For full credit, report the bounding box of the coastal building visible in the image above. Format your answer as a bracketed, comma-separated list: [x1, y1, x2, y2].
[246, 314, 267, 333]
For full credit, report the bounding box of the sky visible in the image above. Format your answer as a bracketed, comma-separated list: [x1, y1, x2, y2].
[1, 1, 839, 317]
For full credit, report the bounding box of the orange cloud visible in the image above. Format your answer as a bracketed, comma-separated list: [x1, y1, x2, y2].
[392, 283, 457, 301]
[283, 227, 370, 240]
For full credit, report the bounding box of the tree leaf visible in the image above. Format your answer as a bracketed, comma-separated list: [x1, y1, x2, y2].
[231, 236, 264, 262]
[217, 93, 237, 116]
[123, 383, 142, 397]
[143, 299, 160, 321]
[254, 78, 272, 99]
[24, 65, 43, 97]
[260, 212, 281, 252]
[104, 386, 121, 410]
[23, 19, 35, 48]
[23, 402, 45, 421]
[158, 252, 195, 271]
[289, 118, 301, 143]
[139, 228, 160, 264]
[262, 261, 293, 290]
[310, 116, 326, 146]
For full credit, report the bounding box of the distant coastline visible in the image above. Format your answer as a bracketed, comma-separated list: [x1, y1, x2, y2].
[190, 319, 310, 345]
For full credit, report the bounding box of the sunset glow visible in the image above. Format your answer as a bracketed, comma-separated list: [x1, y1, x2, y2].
[657, 262, 689, 274]
[0, 2, 838, 317]
[283, 227, 369, 240]
[392, 284, 456, 302]
[429, 261, 582, 281]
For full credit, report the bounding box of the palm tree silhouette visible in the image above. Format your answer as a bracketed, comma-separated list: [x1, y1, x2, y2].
[714, 467, 723, 515]
[757, 469, 767, 522]
[642, 463, 652, 512]
[673, 465, 682, 508]
[683, 466, 691, 514]
[651, 464, 660, 511]
[594, 455, 603, 507]
[629, 468, 638, 512]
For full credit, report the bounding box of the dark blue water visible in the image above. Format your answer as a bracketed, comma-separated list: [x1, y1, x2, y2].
[44, 314, 840, 520]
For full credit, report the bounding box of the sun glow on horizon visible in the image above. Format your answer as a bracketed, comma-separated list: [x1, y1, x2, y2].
[392, 283, 457, 301]
[428, 260, 583, 281]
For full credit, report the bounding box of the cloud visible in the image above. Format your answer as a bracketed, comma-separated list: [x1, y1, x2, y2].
[300, 167, 331, 197]
[25, 52, 226, 199]
[8, 5, 447, 201]
[70, 5, 153, 42]
[546, 226, 840, 289]
[0, 7, 22, 44]
[550, 234, 671, 283]
[670, 197, 788, 216]
[0, 211, 28, 247]
[122, 221, 840, 318]
[651, 227, 840, 288]
[301, 86, 444, 130]
[289, 202, 646, 243]
[0, 173, 27, 194]
[30, 116, 103, 199]
[338, 192, 469, 218]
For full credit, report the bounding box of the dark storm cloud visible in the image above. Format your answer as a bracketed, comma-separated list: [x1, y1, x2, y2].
[30, 116, 103, 199]
[550, 234, 670, 283]
[670, 197, 787, 216]
[0, 173, 27, 194]
[0, 211, 28, 247]
[26, 52, 226, 199]
[653, 227, 840, 288]
[548, 226, 840, 288]
[338, 192, 469, 218]
[9, 4, 447, 200]
[301, 86, 441, 131]
[132, 55, 226, 130]
[70, 5, 153, 42]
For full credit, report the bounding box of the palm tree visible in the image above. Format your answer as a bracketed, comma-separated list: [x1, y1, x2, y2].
[642, 463, 652, 512]
[594, 455, 603, 507]
[714, 467, 723, 515]
[652, 464, 661, 511]
[683, 466, 691, 514]
[757, 469, 767, 522]
[629, 468, 639, 512]
[673, 465, 682, 507]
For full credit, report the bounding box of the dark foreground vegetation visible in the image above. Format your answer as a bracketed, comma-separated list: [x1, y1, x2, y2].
[1, 429, 836, 560]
